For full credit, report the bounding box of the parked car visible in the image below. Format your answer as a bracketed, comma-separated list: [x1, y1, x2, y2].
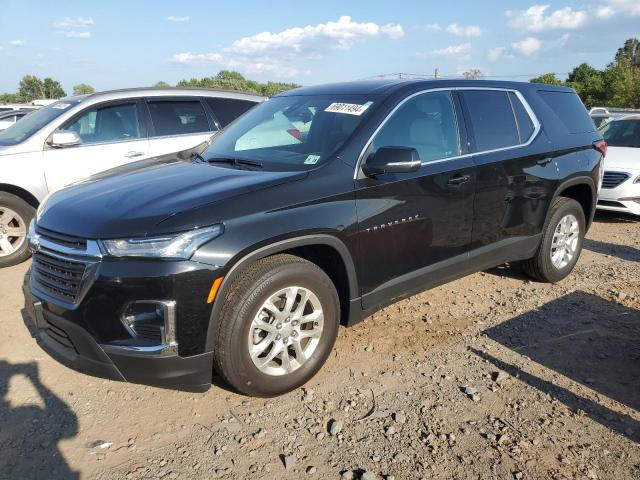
[0, 109, 31, 131]
[23, 80, 603, 396]
[596, 115, 640, 216]
[0, 87, 263, 267]
[589, 106, 640, 128]
[0, 103, 40, 113]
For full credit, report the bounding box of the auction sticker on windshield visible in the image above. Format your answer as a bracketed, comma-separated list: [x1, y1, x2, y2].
[52, 103, 71, 110]
[325, 102, 370, 116]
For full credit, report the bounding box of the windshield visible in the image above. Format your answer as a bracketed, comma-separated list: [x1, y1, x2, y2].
[599, 118, 640, 148]
[202, 94, 377, 169]
[0, 99, 81, 146]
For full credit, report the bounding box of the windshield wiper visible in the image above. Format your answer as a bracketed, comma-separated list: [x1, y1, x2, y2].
[191, 152, 206, 163]
[207, 157, 264, 169]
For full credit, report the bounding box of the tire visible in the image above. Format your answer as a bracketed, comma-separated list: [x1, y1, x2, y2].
[213, 254, 340, 397]
[0, 192, 35, 268]
[521, 197, 585, 283]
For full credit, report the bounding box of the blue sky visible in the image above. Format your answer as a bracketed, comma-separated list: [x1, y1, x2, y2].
[0, 0, 638, 93]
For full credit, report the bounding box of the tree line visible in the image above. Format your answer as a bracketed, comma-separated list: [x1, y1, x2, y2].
[530, 38, 639, 108]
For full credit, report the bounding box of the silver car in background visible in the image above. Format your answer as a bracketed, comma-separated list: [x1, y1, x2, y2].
[0, 87, 263, 267]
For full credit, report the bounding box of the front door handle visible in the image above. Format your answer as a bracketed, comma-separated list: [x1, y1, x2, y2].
[125, 151, 145, 158]
[447, 174, 471, 186]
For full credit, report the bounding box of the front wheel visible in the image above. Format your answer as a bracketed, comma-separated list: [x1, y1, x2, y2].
[0, 192, 34, 268]
[213, 254, 340, 397]
[521, 197, 585, 283]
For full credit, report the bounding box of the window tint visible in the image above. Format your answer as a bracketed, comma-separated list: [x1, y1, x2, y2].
[147, 100, 210, 137]
[462, 90, 519, 151]
[509, 92, 535, 142]
[600, 119, 640, 148]
[537, 90, 594, 134]
[371, 91, 460, 163]
[63, 102, 140, 144]
[205, 98, 257, 127]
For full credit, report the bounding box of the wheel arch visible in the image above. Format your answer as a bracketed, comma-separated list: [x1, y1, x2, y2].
[0, 183, 40, 209]
[204, 234, 359, 352]
[551, 176, 596, 229]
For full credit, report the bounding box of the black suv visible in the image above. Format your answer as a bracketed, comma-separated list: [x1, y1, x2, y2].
[23, 80, 605, 396]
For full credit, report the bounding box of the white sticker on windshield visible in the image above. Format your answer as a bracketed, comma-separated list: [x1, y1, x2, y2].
[325, 102, 370, 116]
[52, 103, 71, 109]
[304, 154, 321, 165]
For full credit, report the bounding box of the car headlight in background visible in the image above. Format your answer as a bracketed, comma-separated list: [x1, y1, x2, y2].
[634, 175, 640, 184]
[101, 224, 224, 259]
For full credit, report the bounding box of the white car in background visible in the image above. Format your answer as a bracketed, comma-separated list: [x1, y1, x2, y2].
[596, 115, 640, 216]
[0, 87, 263, 267]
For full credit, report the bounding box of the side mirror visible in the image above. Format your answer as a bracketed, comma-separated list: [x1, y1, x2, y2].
[48, 130, 82, 148]
[362, 146, 421, 177]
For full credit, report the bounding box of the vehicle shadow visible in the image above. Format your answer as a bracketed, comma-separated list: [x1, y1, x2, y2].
[483, 263, 530, 281]
[593, 210, 639, 224]
[0, 360, 79, 479]
[474, 291, 640, 442]
[583, 238, 640, 263]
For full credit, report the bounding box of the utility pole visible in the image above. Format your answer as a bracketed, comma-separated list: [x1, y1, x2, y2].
[434, 67, 439, 79]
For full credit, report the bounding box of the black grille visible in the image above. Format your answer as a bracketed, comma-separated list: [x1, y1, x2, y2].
[36, 226, 87, 250]
[42, 311, 77, 353]
[602, 171, 630, 189]
[131, 324, 163, 343]
[32, 251, 87, 303]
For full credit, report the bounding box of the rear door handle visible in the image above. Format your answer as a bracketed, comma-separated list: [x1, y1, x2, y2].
[125, 151, 145, 158]
[447, 174, 471, 186]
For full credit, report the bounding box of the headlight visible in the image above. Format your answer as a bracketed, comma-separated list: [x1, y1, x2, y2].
[634, 175, 640, 184]
[101, 224, 223, 259]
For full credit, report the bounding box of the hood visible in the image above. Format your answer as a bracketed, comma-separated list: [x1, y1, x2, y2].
[38, 157, 307, 238]
[604, 147, 640, 172]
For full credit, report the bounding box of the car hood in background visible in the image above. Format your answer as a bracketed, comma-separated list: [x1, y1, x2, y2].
[38, 158, 307, 239]
[604, 147, 639, 171]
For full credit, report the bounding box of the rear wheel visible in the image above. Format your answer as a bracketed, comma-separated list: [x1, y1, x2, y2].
[0, 192, 34, 268]
[213, 254, 340, 397]
[521, 197, 585, 283]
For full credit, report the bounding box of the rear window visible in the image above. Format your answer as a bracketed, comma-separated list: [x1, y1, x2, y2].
[509, 92, 535, 143]
[147, 100, 211, 137]
[462, 90, 519, 151]
[205, 98, 258, 127]
[537, 90, 594, 134]
[600, 119, 640, 148]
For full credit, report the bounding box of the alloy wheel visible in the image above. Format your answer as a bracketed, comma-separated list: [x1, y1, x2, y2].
[0, 206, 27, 257]
[550, 213, 580, 269]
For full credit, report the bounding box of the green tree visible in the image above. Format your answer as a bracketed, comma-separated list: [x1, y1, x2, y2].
[42, 78, 66, 99]
[529, 73, 565, 86]
[153, 81, 171, 88]
[0, 93, 21, 103]
[566, 63, 605, 108]
[176, 70, 299, 96]
[73, 83, 95, 95]
[614, 38, 640, 67]
[18, 75, 45, 101]
[462, 69, 485, 80]
[603, 63, 640, 108]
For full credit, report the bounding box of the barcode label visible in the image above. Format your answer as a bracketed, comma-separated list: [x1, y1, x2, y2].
[324, 102, 370, 116]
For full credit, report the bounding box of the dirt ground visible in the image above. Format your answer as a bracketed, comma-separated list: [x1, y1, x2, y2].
[1, 211, 638, 480]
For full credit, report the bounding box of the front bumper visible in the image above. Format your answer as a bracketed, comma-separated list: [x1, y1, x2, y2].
[23, 256, 222, 392]
[597, 174, 640, 216]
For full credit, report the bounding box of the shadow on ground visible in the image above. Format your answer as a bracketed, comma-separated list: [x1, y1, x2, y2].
[583, 238, 640, 263]
[593, 211, 639, 224]
[0, 360, 79, 479]
[474, 290, 640, 442]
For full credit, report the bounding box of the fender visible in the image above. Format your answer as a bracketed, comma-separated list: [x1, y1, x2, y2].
[549, 175, 597, 228]
[203, 234, 359, 352]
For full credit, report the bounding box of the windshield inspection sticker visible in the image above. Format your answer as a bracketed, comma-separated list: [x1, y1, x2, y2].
[325, 102, 370, 116]
[52, 103, 71, 109]
[304, 154, 321, 165]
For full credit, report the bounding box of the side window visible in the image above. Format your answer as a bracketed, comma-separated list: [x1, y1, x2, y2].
[63, 103, 141, 144]
[462, 90, 519, 151]
[537, 90, 595, 134]
[371, 91, 460, 163]
[508, 92, 535, 143]
[205, 98, 257, 127]
[147, 100, 210, 137]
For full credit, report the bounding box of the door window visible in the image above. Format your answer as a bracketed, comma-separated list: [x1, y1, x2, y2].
[461, 90, 519, 151]
[205, 98, 257, 127]
[371, 91, 460, 163]
[509, 92, 535, 143]
[62, 102, 141, 144]
[147, 100, 210, 136]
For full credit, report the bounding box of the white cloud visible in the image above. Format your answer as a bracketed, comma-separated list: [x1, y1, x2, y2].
[595, 5, 616, 18]
[9, 39, 24, 46]
[446, 23, 482, 37]
[594, 0, 640, 17]
[57, 30, 91, 38]
[432, 42, 472, 60]
[170, 16, 404, 77]
[53, 16, 93, 28]
[53, 16, 93, 39]
[507, 5, 587, 31]
[168, 16, 190, 22]
[512, 36, 542, 55]
[488, 46, 514, 61]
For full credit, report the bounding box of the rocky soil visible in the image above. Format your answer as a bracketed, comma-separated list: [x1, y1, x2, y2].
[1, 211, 638, 480]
